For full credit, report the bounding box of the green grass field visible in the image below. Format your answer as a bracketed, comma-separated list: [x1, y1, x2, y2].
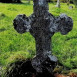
[0, 1, 77, 72]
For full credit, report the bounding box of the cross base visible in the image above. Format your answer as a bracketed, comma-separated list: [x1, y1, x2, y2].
[32, 51, 58, 73]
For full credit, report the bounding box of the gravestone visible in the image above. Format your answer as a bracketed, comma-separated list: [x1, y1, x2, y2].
[13, 0, 73, 74]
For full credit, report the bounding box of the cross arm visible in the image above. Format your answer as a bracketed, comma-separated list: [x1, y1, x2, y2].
[50, 14, 73, 35]
[13, 14, 32, 34]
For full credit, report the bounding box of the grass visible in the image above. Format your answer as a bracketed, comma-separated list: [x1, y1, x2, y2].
[0, 1, 77, 73]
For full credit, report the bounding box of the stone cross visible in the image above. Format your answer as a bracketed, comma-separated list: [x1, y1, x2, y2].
[13, 0, 73, 73]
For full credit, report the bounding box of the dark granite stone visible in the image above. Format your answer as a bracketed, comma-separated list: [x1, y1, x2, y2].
[13, 0, 73, 74]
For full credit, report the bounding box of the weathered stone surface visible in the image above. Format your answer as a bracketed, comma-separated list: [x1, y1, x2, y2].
[13, 0, 73, 74]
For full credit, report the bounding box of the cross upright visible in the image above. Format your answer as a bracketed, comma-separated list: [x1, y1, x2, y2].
[13, 0, 73, 73]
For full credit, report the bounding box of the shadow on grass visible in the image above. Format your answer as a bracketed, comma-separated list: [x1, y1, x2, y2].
[0, 28, 6, 32]
[4, 59, 55, 77]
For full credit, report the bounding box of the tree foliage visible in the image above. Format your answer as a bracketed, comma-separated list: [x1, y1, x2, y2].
[0, 0, 21, 3]
[73, 0, 77, 8]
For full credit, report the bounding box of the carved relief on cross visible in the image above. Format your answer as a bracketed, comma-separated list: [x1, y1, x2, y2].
[13, 0, 73, 73]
